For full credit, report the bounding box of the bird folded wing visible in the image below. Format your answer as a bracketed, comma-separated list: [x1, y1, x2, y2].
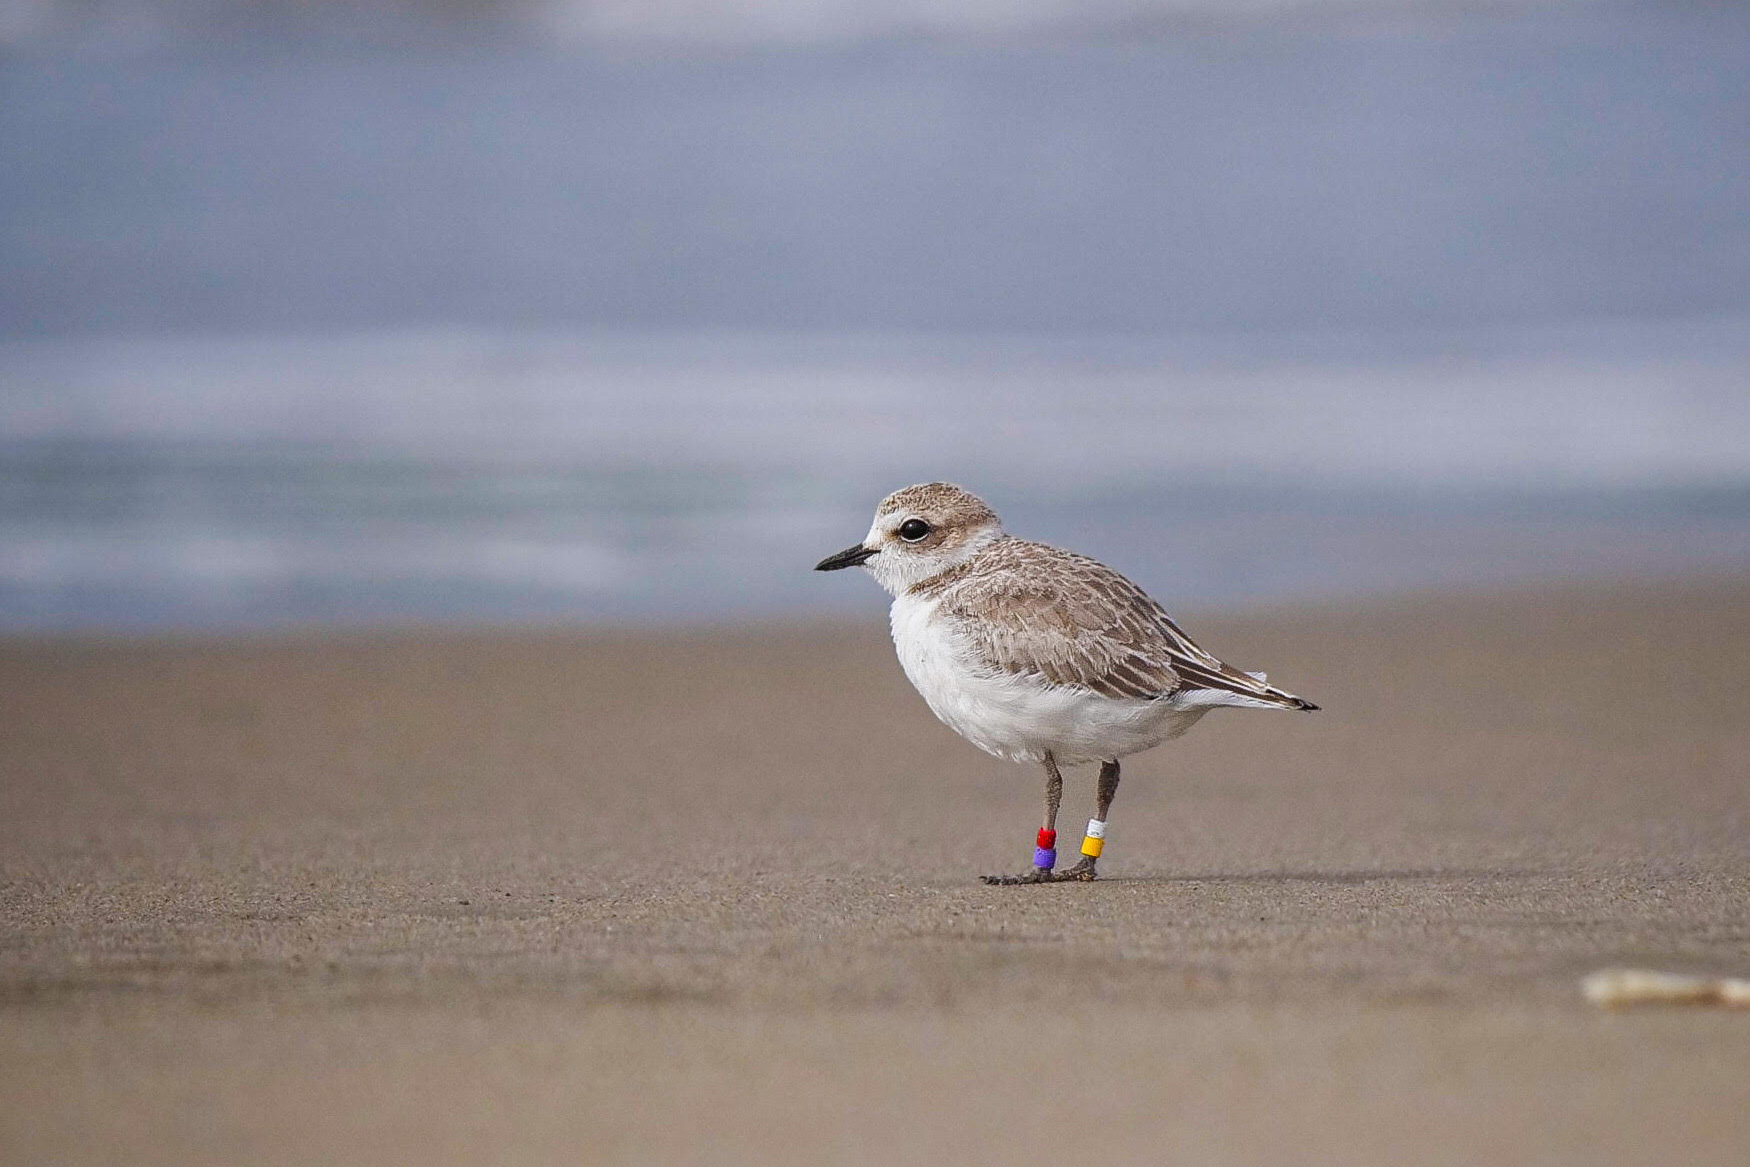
[939, 573, 1184, 701]
[938, 545, 1302, 707]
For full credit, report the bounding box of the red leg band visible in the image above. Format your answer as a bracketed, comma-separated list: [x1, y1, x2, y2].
[1036, 828, 1057, 849]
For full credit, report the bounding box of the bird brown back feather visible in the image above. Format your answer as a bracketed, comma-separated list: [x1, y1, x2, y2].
[915, 537, 1314, 709]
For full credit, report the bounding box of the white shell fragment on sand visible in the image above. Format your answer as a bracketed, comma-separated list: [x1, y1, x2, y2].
[1582, 968, 1750, 1009]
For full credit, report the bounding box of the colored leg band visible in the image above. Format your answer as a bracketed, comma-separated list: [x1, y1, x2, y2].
[1081, 818, 1107, 858]
[1036, 828, 1057, 849]
[1033, 847, 1057, 870]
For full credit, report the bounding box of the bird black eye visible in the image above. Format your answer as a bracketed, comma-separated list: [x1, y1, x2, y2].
[898, 518, 930, 542]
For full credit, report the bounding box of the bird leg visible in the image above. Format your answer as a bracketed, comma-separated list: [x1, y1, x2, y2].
[980, 753, 1065, 884]
[1051, 759, 1121, 881]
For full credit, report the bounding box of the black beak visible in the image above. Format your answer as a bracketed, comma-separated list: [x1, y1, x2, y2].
[815, 543, 878, 571]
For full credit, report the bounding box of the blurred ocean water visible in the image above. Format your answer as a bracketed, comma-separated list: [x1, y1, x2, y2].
[3, 320, 1747, 630]
[4, 3, 1749, 629]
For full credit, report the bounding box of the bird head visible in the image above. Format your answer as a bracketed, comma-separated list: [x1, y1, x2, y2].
[815, 482, 1004, 596]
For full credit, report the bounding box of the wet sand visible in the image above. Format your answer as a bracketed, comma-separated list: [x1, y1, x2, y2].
[2, 577, 1747, 1164]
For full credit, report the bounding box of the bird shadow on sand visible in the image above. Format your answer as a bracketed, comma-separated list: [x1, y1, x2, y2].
[1096, 868, 1543, 886]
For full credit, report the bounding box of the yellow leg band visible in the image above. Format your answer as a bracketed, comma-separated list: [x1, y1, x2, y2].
[1080, 836, 1104, 858]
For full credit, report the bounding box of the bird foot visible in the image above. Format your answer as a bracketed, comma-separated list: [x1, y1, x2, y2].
[980, 859, 1098, 885]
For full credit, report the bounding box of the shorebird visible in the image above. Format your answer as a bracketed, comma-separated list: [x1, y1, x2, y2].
[815, 482, 1317, 883]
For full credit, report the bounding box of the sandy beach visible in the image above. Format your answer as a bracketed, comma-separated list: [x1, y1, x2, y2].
[2, 576, 1747, 1164]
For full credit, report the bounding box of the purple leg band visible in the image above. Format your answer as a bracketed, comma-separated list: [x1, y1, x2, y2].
[1033, 846, 1057, 870]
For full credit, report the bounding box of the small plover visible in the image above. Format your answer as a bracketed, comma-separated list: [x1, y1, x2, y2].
[816, 482, 1317, 884]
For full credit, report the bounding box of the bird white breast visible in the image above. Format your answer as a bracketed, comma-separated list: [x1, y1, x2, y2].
[888, 592, 1211, 765]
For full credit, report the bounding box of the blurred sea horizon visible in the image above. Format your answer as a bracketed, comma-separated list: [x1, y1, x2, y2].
[4, 314, 1747, 631]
